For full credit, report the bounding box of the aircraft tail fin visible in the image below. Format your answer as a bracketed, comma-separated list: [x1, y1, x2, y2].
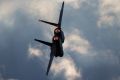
[58, 1, 64, 27]
[34, 39, 52, 47]
[38, 2, 64, 28]
[46, 53, 54, 75]
[39, 20, 58, 27]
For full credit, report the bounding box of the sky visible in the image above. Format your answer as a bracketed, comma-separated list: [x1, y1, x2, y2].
[0, 0, 120, 80]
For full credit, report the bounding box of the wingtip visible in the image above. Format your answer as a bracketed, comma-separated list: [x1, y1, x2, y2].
[63, 1, 64, 4]
[38, 19, 41, 22]
[46, 72, 48, 76]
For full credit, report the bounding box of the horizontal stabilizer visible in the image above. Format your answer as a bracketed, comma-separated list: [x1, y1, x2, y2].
[39, 20, 58, 27]
[34, 39, 52, 47]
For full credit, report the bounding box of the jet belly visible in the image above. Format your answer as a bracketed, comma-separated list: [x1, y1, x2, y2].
[53, 39, 63, 57]
[58, 39, 64, 57]
[61, 31, 65, 43]
[51, 43, 57, 57]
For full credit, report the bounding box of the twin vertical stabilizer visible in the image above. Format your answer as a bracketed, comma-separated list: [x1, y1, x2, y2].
[39, 2, 64, 28]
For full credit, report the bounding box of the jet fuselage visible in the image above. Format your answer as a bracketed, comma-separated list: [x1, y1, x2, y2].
[52, 28, 64, 57]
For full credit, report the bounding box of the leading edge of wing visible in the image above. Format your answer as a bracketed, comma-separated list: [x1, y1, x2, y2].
[34, 39, 52, 47]
[39, 19, 58, 27]
[58, 1, 64, 27]
[46, 53, 54, 75]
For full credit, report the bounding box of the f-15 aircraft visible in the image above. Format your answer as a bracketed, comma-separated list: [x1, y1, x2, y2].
[34, 1, 65, 75]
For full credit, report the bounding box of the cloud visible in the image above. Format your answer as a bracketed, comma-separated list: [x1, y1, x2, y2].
[27, 0, 58, 21]
[0, 77, 19, 80]
[64, 28, 91, 54]
[26, 0, 88, 20]
[28, 45, 43, 58]
[0, 1, 16, 27]
[58, 0, 81, 9]
[51, 57, 81, 80]
[112, 77, 120, 80]
[0, 76, 18, 80]
[94, 50, 120, 65]
[97, 0, 120, 27]
[58, 0, 92, 9]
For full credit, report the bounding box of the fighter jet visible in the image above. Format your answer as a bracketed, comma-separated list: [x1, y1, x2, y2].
[34, 2, 65, 75]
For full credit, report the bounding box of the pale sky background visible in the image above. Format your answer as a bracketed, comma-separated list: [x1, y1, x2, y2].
[0, 0, 120, 80]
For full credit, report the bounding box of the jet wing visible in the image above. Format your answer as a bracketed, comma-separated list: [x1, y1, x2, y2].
[34, 39, 52, 47]
[39, 20, 58, 27]
[46, 53, 54, 75]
